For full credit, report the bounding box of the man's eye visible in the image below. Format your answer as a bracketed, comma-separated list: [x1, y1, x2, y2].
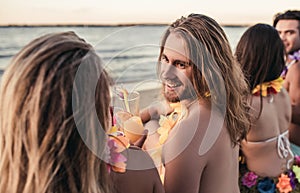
[286, 30, 296, 35]
[175, 62, 189, 69]
[161, 55, 168, 63]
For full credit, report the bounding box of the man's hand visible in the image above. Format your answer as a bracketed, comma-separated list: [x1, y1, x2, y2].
[140, 101, 174, 123]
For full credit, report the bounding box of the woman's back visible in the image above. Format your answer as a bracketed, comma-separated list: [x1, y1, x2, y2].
[242, 84, 293, 177]
[247, 88, 291, 141]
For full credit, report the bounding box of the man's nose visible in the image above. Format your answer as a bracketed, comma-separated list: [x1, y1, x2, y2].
[160, 61, 176, 80]
[279, 32, 286, 41]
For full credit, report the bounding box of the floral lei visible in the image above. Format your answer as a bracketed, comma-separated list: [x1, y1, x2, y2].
[106, 130, 130, 173]
[288, 50, 300, 62]
[252, 77, 284, 97]
[281, 49, 300, 78]
[148, 102, 189, 182]
[239, 155, 300, 193]
[157, 102, 188, 144]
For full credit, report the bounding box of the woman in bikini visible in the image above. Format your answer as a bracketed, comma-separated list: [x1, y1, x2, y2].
[236, 24, 298, 192]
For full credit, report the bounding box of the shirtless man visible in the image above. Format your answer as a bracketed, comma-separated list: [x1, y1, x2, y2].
[141, 14, 250, 193]
[274, 10, 300, 155]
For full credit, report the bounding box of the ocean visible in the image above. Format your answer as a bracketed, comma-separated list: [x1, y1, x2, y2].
[0, 26, 247, 86]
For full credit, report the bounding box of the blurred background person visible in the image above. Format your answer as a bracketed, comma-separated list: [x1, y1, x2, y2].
[274, 10, 300, 156]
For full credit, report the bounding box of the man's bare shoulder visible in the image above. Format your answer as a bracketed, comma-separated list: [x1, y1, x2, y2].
[285, 61, 300, 88]
[289, 60, 300, 75]
[179, 101, 230, 155]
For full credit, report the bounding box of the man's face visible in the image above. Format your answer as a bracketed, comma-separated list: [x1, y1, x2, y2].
[276, 19, 300, 54]
[159, 33, 194, 103]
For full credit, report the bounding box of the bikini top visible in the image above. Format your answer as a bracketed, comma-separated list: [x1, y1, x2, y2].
[243, 130, 294, 169]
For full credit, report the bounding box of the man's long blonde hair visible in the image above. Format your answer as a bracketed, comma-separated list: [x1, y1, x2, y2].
[0, 32, 112, 193]
[159, 14, 250, 145]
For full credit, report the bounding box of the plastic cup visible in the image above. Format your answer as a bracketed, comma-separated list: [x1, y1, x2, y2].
[113, 91, 140, 116]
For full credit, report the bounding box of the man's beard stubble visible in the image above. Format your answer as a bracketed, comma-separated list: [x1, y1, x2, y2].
[163, 84, 196, 103]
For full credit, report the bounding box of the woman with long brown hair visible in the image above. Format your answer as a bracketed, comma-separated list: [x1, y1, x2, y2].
[0, 31, 112, 193]
[236, 24, 298, 192]
[0, 31, 164, 193]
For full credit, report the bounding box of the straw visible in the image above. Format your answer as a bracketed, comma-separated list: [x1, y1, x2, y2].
[122, 89, 130, 113]
[115, 86, 130, 113]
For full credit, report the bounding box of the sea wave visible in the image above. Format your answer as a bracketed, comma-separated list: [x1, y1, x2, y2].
[0, 26, 247, 84]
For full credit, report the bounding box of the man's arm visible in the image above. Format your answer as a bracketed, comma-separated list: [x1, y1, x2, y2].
[162, 108, 203, 193]
[288, 62, 300, 125]
[111, 146, 165, 193]
[140, 101, 173, 123]
[164, 147, 204, 193]
[163, 108, 240, 193]
[292, 105, 300, 125]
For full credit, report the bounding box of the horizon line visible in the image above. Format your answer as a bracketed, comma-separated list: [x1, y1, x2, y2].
[0, 23, 250, 28]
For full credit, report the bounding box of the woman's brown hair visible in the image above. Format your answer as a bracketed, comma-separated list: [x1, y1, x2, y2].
[0, 31, 112, 193]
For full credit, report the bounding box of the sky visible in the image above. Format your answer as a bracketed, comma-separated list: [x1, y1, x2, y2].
[0, 0, 300, 26]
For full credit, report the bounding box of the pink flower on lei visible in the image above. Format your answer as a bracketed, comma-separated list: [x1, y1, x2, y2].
[294, 155, 300, 167]
[242, 171, 258, 188]
[107, 136, 128, 173]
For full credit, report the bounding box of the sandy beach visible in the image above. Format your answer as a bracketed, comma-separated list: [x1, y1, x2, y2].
[137, 85, 162, 109]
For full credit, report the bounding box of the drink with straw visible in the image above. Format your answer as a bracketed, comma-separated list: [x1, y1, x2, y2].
[113, 87, 144, 143]
[114, 88, 140, 116]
